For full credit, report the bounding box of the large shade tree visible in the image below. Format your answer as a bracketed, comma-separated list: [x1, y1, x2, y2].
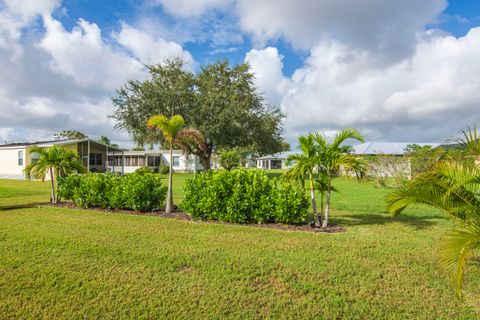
[23, 145, 85, 203]
[147, 114, 205, 213]
[111, 59, 287, 170]
[54, 130, 87, 140]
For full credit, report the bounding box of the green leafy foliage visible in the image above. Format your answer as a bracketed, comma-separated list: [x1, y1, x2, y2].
[219, 149, 241, 170]
[135, 167, 154, 175]
[182, 169, 309, 224]
[58, 173, 167, 211]
[110, 59, 287, 169]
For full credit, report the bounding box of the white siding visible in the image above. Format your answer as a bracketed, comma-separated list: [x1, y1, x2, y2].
[0, 147, 26, 179]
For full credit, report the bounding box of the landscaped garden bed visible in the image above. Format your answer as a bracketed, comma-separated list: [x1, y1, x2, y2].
[47, 201, 345, 233]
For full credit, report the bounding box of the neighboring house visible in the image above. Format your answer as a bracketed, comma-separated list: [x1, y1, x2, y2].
[351, 141, 440, 178]
[256, 152, 294, 170]
[352, 142, 440, 156]
[0, 139, 123, 179]
[107, 150, 204, 173]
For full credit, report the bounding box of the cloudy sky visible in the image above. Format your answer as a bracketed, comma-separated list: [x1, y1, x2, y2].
[0, 0, 479, 147]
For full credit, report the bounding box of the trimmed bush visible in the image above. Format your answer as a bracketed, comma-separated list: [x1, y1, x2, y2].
[182, 169, 309, 224]
[135, 167, 154, 175]
[58, 173, 167, 211]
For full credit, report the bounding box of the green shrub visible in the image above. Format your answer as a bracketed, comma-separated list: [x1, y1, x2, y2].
[219, 150, 241, 170]
[121, 173, 167, 211]
[159, 164, 170, 174]
[58, 173, 167, 211]
[135, 167, 154, 175]
[182, 169, 309, 224]
[57, 174, 81, 201]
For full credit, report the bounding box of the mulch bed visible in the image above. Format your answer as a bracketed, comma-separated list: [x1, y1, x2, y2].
[46, 202, 345, 233]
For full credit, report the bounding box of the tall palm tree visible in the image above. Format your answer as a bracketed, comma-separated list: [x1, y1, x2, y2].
[23, 145, 85, 203]
[314, 128, 365, 227]
[285, 135, 321, 226]
[387, 125, 480, 296]
[147, 114, 205, 213]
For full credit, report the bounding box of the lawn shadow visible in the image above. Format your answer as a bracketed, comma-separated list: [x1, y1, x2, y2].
[0, 202, 42, 211]
[333, 212, 446, 230]
[265, 172, 283, 179]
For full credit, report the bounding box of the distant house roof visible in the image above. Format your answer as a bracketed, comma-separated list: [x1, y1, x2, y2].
[0, 138, 123, 151]
[257, 151, 295, 160]
[0, 140, 60, 148]
[352, 142, 441, 155]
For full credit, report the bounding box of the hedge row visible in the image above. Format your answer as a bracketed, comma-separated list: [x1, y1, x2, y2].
[57, 173, 167, 211]
[182, 169, 309, 224]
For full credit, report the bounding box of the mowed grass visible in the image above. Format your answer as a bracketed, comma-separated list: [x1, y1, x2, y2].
[1, 174, 479, 319]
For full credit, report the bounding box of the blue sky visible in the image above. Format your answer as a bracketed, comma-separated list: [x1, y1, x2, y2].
[1, 0, 480, 146]
[53, 0, 480, 75]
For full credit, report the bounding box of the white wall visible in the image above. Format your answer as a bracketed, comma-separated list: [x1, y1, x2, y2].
[0, 147, 26, 179]
[107, 151, 203, 173]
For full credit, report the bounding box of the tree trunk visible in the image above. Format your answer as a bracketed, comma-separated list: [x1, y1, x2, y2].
[50, 167, 56, 203]
[309, 171, 320, 227]
[322, 175, 332, 228]
[166, 145, 174, 214]
[201, 154, 211, 171]
[320, 191, 324, 222]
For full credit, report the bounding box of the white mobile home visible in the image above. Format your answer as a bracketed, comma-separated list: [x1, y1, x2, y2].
[107, 150, 204, 173]
[0, 139, 123, 179]
[256, 152, 294, 170]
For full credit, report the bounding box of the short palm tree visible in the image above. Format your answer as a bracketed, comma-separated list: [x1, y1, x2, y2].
[315, 171, 339, 220]
[387, 125, 480, 297]
[24, 145, 85, 203]
[386, 161, 480, 296]
[285, 135, 321, 226]
[314, 128, 365, 227]
[147, 114, 205, 213]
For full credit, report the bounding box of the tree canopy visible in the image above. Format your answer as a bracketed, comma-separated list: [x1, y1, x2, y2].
[54, 130, 87, 140]
[110, 59, 287, 169]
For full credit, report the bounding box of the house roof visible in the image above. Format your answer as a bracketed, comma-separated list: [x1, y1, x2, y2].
[256, 151, 295, 160]
[352, 142, 440, 155]
[0, 140, 60, 149]
[0, 138, 123, 151]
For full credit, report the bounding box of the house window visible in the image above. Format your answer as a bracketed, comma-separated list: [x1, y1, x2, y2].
[18, 150, 23, 166]
[148, 155, 162, 167]
[89, 153, 103, 166]
[173, 156, 180, 167]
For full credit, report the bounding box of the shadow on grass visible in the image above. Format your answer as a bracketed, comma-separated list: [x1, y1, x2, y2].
[265, 172, 283, 179]
[333, 213, 446, 229]
[0, 202, 42, 211]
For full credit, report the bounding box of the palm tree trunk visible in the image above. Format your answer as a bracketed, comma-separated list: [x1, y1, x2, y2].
[166, 145, 174, 213]
[49, 167, 56, 203]
[320, 191, 324, 222]
[309, 171, 319, 227]
[322, 175, 332, 228]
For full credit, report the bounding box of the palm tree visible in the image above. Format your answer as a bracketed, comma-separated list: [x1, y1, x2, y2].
[315, 171, 339, 221]
[285, 135, 321, 226]
[147, 114, 205, 213]
[386, 125, 480, 296]
[314, 128, 365, 227]
[386, 161, 479, 296]
[23, 145, 85, 203]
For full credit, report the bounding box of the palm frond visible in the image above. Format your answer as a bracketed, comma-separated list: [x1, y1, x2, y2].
[174, 127, 207, 156]
[440, 223, 480, 297]
[331, 128, 364, 150]
[457, 124, 480, 157]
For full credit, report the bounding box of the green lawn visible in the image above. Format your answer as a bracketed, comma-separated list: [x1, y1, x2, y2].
[1, 175, 479, 319]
